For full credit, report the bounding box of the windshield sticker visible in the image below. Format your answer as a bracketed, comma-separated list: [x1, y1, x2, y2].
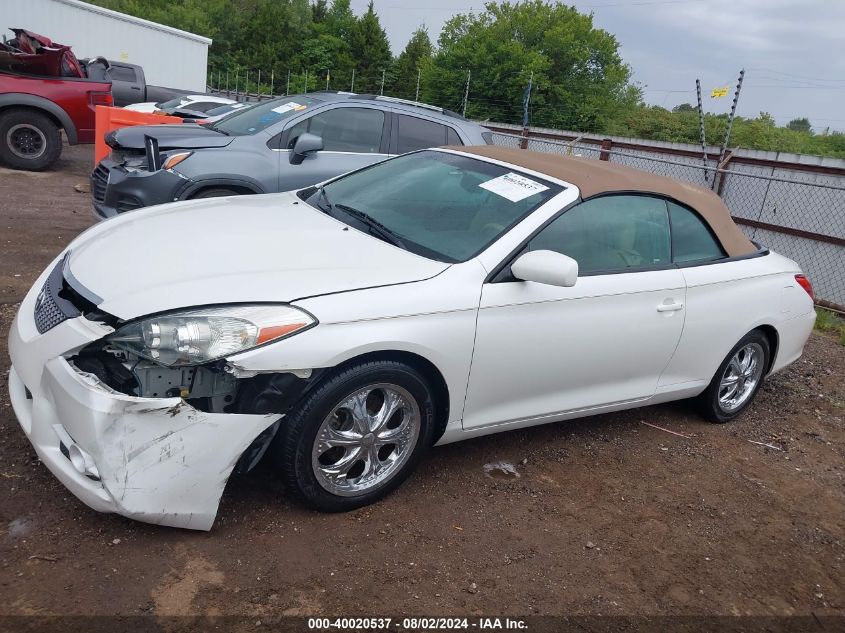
[271, 101, 307, 114]
[479, 172, 549, 202]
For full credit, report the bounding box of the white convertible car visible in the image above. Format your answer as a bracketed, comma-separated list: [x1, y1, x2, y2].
[8, 146, 816, 530]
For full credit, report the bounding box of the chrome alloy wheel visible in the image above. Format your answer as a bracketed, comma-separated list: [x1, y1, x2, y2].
[718, 342, 765, 413]
[7, 124, 47, 159]
[312, 383, 421, 497]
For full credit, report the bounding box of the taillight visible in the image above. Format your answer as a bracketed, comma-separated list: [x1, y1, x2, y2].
[795, 274, 814, 301]
[89, 91, 113, 107]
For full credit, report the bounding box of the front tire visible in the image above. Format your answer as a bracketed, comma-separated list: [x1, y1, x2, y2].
[697, 330, 770, 423]
[190, 187, 240, 199]
[0, 108, 62, 171]
[276, 361, 436, 512]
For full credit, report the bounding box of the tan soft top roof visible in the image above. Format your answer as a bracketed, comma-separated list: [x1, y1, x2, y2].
[449, 145, 756, 257]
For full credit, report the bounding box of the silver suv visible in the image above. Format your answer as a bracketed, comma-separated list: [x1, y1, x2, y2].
[91, 92, 493, 219]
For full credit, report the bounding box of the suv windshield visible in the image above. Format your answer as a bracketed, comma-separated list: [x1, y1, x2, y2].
[306, 150, 561, 262]
[210, 96, 322, 136]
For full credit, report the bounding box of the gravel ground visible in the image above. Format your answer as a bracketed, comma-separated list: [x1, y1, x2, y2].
[0, 146, 843, 621]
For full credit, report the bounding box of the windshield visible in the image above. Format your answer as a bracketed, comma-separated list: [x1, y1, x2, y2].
[210, 96, 321, 136]
[156, 96, 191, 110]
[306, 150, 561, 262]
[205, 103, 246, 116]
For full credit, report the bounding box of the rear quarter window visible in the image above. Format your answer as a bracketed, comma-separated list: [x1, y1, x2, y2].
[668, 201, 726, 263]
[397, 114, 461, 153]
[108, 65, 138, 82]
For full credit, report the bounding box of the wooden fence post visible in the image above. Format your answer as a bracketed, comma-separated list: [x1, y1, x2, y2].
[599, 138, 612, 161]
[715, 150, 735, 197]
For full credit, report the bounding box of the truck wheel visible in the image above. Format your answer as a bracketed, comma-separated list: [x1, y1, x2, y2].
[0, 108, 62, 171]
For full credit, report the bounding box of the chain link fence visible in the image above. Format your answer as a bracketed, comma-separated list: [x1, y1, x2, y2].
[489, 129, 845, 311]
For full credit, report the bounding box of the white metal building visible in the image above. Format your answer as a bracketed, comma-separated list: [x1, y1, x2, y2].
[4, 0, 211, 91]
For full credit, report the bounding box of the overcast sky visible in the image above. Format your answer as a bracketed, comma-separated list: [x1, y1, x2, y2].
[349, 0, 845, 131]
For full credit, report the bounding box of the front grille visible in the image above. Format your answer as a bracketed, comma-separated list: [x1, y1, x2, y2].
[34, 266, 70, 334]
[91, 164, 109, 202]
[33, 255, 82, 335]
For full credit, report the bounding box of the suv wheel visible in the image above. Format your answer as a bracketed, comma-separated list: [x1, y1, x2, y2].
[191, 187, 240, 199]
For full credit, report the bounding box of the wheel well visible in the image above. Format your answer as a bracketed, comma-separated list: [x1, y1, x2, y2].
[189, 184, 257, 198]
[0, 105, 63, 134]
[753, 325, 779, 375]
[330, 350, 451, 444]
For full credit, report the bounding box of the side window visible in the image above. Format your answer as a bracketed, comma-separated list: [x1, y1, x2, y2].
[527, 195, 671, 274]
[107, 65, 137, 82]
[287, 118, 308, 147]
[287, 107, 385, 153]
[668, 202, 726, 263]
[397, 115, 454, 153]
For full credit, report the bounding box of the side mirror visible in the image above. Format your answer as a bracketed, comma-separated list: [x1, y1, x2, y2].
[511, 250, 578, 287]
[290, 132, 323, 165]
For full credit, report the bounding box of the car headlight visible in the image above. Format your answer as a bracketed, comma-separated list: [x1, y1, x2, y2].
[106, 304, 315, 366]
[163, 151, 192, 171]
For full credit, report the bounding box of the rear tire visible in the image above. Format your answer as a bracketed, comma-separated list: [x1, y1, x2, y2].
[190, 187, 240, 199]
[0, 108, 62, 171]
[696, 330, 770, 423]
[274, 361, 436, 512]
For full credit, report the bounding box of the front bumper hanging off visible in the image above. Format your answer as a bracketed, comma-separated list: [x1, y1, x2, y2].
[8, 285, 280, 531]
[91, 159, 188, 220]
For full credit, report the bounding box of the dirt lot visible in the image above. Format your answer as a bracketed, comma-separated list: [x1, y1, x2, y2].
[1, 146, 843, 623]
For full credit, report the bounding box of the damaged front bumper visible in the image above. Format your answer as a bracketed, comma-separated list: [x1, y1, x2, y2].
[8, 296, 281, 531]
[91, 159, 188, 220]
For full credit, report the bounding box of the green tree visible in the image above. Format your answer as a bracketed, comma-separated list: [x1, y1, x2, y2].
[348, 0, 392, 93]
[390, 27, 433, 99]
[235, 0, 312, 77]
[672, 103, 696, 113]
[422, 1, 640, 130]
[80, 0, 845, 158]
[308, 0, 355, 88]
[326, 0, 356, 41]
[786, 117, 812, 133]
[311, 0, 328, 23]
[302, 34, 355, 89]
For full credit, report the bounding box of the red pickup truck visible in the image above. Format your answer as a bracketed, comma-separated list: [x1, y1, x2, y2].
[0, 71, 112, 170]
[1, 28, 113, 170]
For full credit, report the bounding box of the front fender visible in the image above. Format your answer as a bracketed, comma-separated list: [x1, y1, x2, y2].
[176, 175, 266, 199]
[0, 93, 78, 144]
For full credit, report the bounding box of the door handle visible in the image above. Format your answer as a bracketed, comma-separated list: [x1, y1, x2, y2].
[657, 302, 684, 312]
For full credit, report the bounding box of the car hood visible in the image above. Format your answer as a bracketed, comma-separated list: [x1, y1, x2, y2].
[122, 102, 157, 113]
[66, 193, 450, 320]
[106, 123, 234, 150]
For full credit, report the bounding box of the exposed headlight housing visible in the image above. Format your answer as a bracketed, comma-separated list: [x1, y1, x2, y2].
[106, 304, 315, 367]
[163, 151, 192, 171]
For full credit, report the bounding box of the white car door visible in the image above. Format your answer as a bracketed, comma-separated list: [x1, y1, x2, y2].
[462, 194, 687, 431]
